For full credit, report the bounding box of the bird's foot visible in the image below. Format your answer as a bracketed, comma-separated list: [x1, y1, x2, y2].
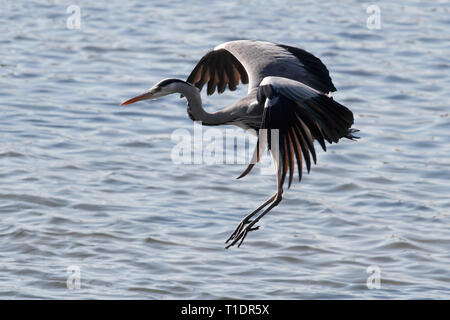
[345, 128, 360, 140]
[225, 217, 251, 243]
[225, 220, 260, 249]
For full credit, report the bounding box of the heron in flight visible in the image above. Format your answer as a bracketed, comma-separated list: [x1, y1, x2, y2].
[121, 40, 358, 248]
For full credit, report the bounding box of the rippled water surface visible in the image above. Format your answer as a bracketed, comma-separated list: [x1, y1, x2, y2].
[1, 0, 449, 299]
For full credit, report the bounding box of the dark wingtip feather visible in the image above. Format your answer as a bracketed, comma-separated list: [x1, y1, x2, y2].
[278, 44, 337, 93]
[186, 48, 248, 96]
[237, 163, 255, 179]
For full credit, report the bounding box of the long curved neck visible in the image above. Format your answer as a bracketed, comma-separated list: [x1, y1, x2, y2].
[176, 82, 234, 125]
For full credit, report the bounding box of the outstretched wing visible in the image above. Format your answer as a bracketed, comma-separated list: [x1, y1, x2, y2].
[186, 48, 249, 95]
[239, 76, 354, 188]
[186, 40, 336, 96]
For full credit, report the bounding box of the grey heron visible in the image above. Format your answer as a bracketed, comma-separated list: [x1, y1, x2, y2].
[121, 40, 358, 248]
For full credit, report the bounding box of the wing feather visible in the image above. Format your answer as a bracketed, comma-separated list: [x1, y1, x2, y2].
[186, 40, 337, 96]
[186, 48, 248, 95]
[238, 76, 355, 188]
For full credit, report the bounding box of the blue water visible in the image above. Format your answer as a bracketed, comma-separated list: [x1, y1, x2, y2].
[0, 0, 449, 299]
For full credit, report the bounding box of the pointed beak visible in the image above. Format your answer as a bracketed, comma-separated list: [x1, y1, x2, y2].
[120, 89, 155, 106]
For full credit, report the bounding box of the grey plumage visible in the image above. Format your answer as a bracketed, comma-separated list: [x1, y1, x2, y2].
[188, 40, 336, 95]
[121, 40, 358, 248]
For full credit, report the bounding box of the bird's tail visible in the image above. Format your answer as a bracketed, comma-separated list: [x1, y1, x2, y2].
[345, 128, 360, 140]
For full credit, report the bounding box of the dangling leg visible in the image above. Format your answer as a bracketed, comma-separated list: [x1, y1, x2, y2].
[225, 185, 283, 249]
[225, 193, 277, 244]
[226, 151, 284, 249]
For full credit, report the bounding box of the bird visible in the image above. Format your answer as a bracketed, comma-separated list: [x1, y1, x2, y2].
[121, 40, 359, 249]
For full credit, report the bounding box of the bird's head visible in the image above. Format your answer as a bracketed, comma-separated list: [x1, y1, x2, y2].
[121, 78, 190, 105]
